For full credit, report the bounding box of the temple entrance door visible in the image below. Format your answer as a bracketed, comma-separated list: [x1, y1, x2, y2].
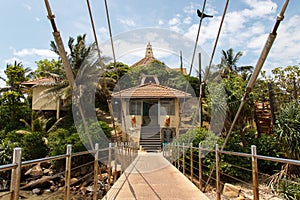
[142, 99, 159, 127]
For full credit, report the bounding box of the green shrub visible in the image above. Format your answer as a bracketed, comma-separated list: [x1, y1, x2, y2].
[278, 178, 300, 200]
[0, 140, 19, 165]
[48, 128, 73, 156]
[21, 132, 48, 160]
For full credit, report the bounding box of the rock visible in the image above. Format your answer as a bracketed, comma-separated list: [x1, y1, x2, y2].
[235, 196, 245, 200]
[25, 164, 43, 177]
[223, 183, 241, 198]
[22, 176, 52, 190]
[50, 185, 57, 192]
[70, 178, 79, 185]
[86, 186, 94, 192]
[43, 168, 53, 175]
[32, 188, 42, 195]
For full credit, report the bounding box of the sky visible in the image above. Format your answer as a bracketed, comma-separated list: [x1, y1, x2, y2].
[1, 0, 300, 87]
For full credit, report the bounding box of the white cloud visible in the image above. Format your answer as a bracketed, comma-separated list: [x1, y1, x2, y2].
[205, 6, 219, 16]
[169, 17, 180, 26]
[158, 20, 164, 25]
[267, 15, 300, 67]
[183, 2, 199, 15]
[170, 25, 181, 33]
[13, 48, 57, 58]
[247, 34, 269, 50]
[35, 17, 40, 22]
[183, 17, 192, 25]
[118, 19, 136, 27]
[242, 0, 277, 18]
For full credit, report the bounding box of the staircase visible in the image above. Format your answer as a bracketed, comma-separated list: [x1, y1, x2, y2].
[140, 125, 161, 151]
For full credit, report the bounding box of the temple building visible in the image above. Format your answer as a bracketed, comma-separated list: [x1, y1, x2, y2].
[111, 43, 192, 151]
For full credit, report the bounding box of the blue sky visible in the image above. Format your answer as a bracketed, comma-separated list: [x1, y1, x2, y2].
[1, 0, 300, 87]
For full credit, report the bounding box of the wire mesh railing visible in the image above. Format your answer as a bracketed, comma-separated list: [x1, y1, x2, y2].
[0, 142, 138, 200]
[163, 143, 300, 200]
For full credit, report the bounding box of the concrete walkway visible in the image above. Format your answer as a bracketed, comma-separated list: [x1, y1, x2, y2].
[103, 152, 209, 200]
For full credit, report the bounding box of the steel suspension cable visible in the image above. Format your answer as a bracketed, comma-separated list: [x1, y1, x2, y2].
[103, 0, 127, 135]
[187, 0, 207, 77]
[85, 0, 118, 139]
[201, 0, 230, 191]
[203, 0, 229, 83]
[86, 0, 101, 59]
[182, 0, 207, 131]
[104, 0, 116, 64]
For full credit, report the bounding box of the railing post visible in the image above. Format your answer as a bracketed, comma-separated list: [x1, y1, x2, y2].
[10, 148, 22, 200]
[64, 144, 72, 200]
[114, 142, 118, 183]
[169, 143, 171, 163]
[107, 143, 112, 190]
[251, 145, 259, 200]
[190, 143, 193, 182]
[177, 143, 180, 169]
[198, 143, 203, 190]
[93, 143, 99, 200]
[121, 142, 124, 172]
[215, 144, 221, 200]
[182, 143, 185, 175]
[170, 143, 172, 162]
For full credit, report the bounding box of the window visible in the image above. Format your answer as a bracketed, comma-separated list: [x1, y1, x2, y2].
[129, 100, 141, 115]
[160, 99, 175, 115]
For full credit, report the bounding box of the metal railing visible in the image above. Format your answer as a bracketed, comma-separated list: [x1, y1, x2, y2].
[0, 142, 138, 200]
[163, 143, 300, 200]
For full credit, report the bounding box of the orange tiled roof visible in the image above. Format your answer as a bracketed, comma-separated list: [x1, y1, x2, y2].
[111, 83, 191, 99]
[131, 56, 159, 68]
[131, 42, 161, 68]
[21, 78, 56, 86]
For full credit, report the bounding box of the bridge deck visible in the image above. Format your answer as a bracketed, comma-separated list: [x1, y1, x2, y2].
[103, 152, 209, 200]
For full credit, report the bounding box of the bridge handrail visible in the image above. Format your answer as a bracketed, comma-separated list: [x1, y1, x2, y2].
[0, 142, 138, 200]
[163, 143, 300, 200]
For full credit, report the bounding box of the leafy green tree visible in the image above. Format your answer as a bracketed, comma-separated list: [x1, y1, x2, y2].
[0, 62, 31, 131]
[275, 100, 300, 160]
[271, 65, 300, 102]
[218, 48, 253, 78]
[33, 59, 63, 79]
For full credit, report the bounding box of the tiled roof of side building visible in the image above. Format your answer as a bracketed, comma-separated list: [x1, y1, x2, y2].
[111, 83, 192, 99]
[21, 78, 56, 86]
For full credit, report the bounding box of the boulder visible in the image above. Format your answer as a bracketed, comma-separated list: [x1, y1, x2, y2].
[32, 188, 42, 195]
[25, 164, 43, 177]
[223, 183, 241, 197]
[70, 178, 79, 185]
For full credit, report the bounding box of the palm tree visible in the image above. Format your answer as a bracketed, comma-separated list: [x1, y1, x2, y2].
[36, 34, 94, 110]
[219, 48, 253, 78]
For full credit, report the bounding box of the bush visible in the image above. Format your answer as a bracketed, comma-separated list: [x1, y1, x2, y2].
[278, 178, 300, 200]
[48, 128, 73, 156]
[21, 132, 48, 160]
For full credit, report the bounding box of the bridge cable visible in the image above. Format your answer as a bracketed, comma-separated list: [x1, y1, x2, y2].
[104, 0, 117, 65]
[85, 0, 119, 139]
[201, 0, 230, 191]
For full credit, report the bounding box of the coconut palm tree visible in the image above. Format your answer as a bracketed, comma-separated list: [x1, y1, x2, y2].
[35, 34, 94, 110]
[219, 48, 253, 79]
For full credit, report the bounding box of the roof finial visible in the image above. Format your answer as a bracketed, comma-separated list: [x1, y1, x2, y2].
[145, 42, 154, 58]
